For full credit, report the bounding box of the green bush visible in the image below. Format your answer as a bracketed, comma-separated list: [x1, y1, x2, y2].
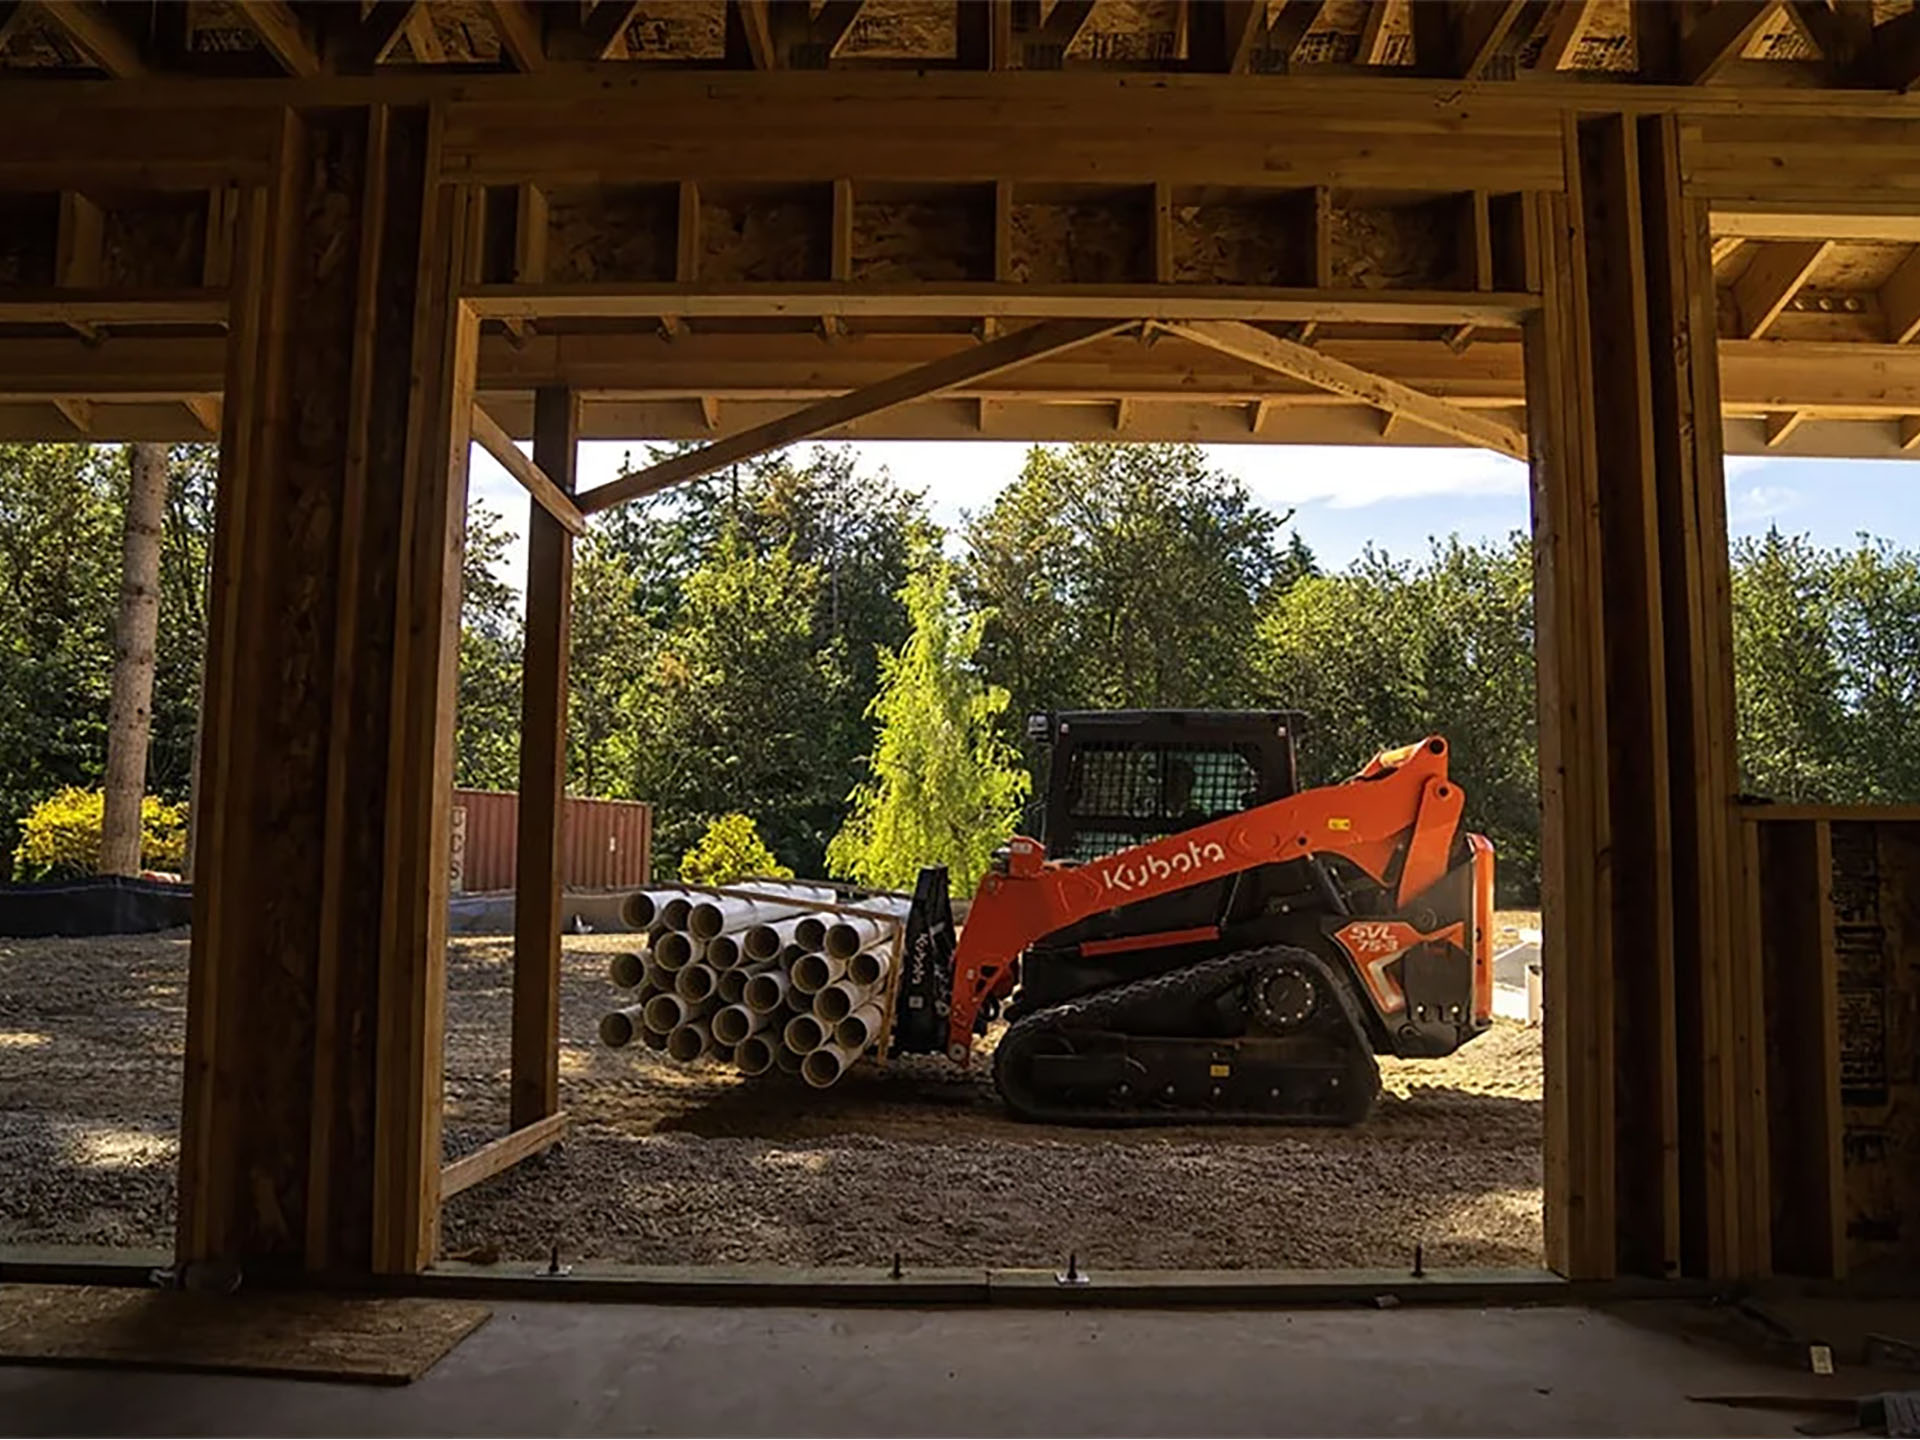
[11, 786, 188, 881]
[678, 813, 792, 886]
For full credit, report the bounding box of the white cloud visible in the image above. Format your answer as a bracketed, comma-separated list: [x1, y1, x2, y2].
[1728, 483, 1803, 524]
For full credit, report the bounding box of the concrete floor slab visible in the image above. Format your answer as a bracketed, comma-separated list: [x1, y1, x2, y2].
[0, 1299, 1835, 1436]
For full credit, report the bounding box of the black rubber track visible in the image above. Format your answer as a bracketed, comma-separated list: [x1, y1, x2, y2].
[992, 944, 1381, 1126]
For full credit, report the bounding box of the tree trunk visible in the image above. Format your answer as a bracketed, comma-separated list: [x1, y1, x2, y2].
[101, 443, 168, 876]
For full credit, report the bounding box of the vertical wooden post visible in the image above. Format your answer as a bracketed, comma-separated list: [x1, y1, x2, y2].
[511, 385, 579, 1131]
[1526, 181, 1616, 1281]
[1636, 112, 1751, 1278]
[1577, 111, 1681, 1281]
[181, 104, 447, 1276]
[373, 168, 479, 1275]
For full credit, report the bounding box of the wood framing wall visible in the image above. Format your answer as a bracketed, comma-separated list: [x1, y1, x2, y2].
[4, 69, 1918, 1278]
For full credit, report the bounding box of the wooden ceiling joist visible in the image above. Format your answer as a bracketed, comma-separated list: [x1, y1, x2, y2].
[1266, 0, 1327, 63]
[1679, 0, 1777, 85]
[1536, 0, 1596, 70]
[1450, 0, 1530, 80]
[732, 0, 777, 68]
[1357, 0, 1395, 66]
[471, 402, 587, 536]
[34, 0, 147, 77]
[1207, 0, 1273, 72]
[231, 1, 321, 77]
[1764, 409, 1808, 446]
[810, 0, 865, 60]
[482, 0, 545, 72]
[1734, 240, 1830, 339]
[1162, 318, 1529, 460]
[578, 317, 1129, 512]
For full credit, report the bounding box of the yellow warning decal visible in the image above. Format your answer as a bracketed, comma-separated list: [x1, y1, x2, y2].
[1208, 1063, 1231, 1078]
[1327, 817, 1352, 831]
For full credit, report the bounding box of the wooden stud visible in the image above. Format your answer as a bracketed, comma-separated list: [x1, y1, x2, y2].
[470, 402, 586, 537]
[37, 0, 148, 76]
[1879, 248, 1920, 345]
[232, 1, 322, 76]
[1537, 0, 1595, 70]
[1680, 1, 1776, 84]
[1164, 319, 1528, 459]
[1268, 0, 1327, 61]
[509, 385, 578, 1132]
[675, 180, 700, 285]
[1455, 0, 1529, 79]
[1113, 396, 1132, 433]
[831, 178, 854, 283]
[1215, 0, 1270, 71]
[580, 318, 1128, 511]
[698, 394, 721, 430]
[1734, 241, 1830, 340]
[1357, 0, 1394, 65]
[1709, 236, 1743, 270]
[993, 180, 1014, 284]
[371, 181, 481, 1275]
[1901, 416, 1920, 451]
[204, 187, 240, 289]
[1470, 190, 1494, 292]
[1578, 112, 1680, 1280]
[812, 0, 864, 58]
[1152, 181, 1174, 286]
[734, 0, 777, 68]
[55, 190, 102, 289]
[402, 8, 442, 64]
[483, 0, 545, 72]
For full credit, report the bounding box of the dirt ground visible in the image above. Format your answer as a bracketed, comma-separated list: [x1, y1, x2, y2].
[0, 918, 1544, 1271]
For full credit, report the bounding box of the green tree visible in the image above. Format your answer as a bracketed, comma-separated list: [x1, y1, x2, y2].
[829, 552, 1031, 897]
[151, 446, 217, 799]
[0, 443, 122, 859]
[1256, 536, 1539, 901]
[454, 503, 523, 790]
[1729, 528, 1854, 802]
[567, 527, 653, 798]
[963, 443, 1289, 743]
[679, 812, 793, 885]
[632, 528, 846, 874]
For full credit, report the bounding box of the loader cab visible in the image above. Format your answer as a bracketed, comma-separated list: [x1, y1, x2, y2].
[1028, 709, 1305, 865]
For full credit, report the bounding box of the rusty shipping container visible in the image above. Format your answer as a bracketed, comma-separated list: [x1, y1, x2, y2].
[449, 789, 652, 894]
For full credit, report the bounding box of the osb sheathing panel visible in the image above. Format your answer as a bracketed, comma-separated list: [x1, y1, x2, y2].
[840, 0, 957, 58]
[388, 3, 502, 64]
[188, 1, 269, 58]
[1328, 198, 1464, 289]
[0, 6, 89, 68]
[1810, 243, 1916, 292]
[1008, 199, 1150, 284]
[1171, 198, 1313, 286]
[701, 194, 830, 281]
[1832, 823, 1920, 1275]
[620, 4, 726, 59]
[1065, 0, 1185, 63]
[546, 187, 677, 283]
[851, 200, 992, 282]
[102, 197, 208, 289]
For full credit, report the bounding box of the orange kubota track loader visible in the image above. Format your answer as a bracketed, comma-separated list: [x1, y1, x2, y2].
[884, 710, 1494, 1125]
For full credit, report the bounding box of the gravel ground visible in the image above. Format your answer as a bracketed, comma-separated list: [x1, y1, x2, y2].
[1, 922, 1543, 1271]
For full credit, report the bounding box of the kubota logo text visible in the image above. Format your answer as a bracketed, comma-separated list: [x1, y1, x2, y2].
[1099, 838, 1229, 894]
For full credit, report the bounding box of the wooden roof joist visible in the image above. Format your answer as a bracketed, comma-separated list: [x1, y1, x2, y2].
[1159, 319, 1529, 461]
[577, 317, 1129, 511]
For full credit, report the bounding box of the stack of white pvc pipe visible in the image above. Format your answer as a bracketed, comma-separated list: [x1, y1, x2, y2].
[599, 883, 911, 1088]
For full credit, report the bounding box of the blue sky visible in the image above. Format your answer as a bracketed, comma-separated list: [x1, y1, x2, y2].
[467, 441, 1920, 596]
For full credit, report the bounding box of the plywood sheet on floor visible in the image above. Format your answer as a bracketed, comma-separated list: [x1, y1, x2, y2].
[0, 1286, 489, 1384]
